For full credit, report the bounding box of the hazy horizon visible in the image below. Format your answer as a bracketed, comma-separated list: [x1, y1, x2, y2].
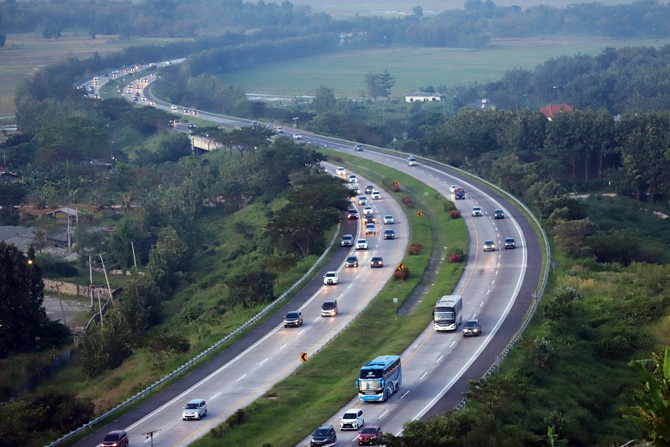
[290, 0, 635, 17]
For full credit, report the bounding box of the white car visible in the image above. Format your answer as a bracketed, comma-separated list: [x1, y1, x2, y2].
[358, 196, 368, 205]
[348, 174, 358, 183]
[323, 271, 339, 285]
[292, 133, 303, 140]
[335, 167, 346, 177]
[383, 215, 394, 224]
[363, 206, 373, 215]
[371, 190, 381, 200]
[340, 408, 364, 431]
[182, 399, 207, 421]
[355, 239, 368, 250]
[341, 234, 354, 247]
[365, 224, 376, 235]
[449, 185, 460, 193]
[472, 206, 483, 217]
[408, 155, 417, 166]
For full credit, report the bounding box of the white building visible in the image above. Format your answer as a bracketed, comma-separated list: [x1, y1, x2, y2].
[405, 92, 445, 103]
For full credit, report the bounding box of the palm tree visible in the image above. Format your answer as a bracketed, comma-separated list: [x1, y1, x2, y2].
[626, 347, 670, 446]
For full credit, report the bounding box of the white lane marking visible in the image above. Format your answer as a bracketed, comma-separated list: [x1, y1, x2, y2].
[400, 390, 411, 399]
[235, 373, 247, 382]
[379, 409, 389, 419]
[480, 301, 484, 307]
[210, 392, 222, 400]
[450, 341, 456, 348]
[259, 358, 269, 366]
[420, 371, 428, 380]
[436, 355, 443, 363]
[279, 343, 288, 351]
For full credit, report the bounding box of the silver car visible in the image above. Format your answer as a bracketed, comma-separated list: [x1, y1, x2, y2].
[182, 399, 207, 420]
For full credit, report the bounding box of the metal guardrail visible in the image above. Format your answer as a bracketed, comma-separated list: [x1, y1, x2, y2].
[45, 224, 341, 447]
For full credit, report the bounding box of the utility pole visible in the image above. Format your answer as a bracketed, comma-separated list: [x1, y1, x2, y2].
[99, 254, 113, 304]
[131, 241, 137, 269]
[51, 282, 67, 327]
[88, 255, 94, 309]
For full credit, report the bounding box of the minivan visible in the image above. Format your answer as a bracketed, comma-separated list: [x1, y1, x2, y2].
[182, 399, 207, 420]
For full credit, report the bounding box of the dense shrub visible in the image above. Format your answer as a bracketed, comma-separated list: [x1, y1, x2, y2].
[387, 181, 401, 192]
[227, 408, 246, 428]
[393, 266, 409, 280]
[0, 389, 94, 445]
[401, 196, 414, 208]
[35, 253, 77, 277]
[443, 201, 457, 213]
[448, 209, 461, 219]
[408, 243, 423, 255]
[543, 286, 581, 321]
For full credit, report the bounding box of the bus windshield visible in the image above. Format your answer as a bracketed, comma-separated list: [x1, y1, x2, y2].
[434, 310, 455, 320]
[358, 378, 382, 391]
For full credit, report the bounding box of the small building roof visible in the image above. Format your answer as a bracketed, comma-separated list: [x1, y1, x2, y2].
[540, 103, 574, 120]
[46, 207, 79, 217]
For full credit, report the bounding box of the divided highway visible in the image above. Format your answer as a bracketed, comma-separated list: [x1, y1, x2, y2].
[70, 69, 545, 447]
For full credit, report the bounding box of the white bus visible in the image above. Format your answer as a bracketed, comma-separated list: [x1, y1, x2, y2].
[433, 295, 463, 331]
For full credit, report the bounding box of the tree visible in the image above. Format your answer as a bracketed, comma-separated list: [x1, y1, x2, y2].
[365, 70, 395, 100]
[312, 86, 337, 115]
[0, 182, 26, 224]
[365, 73, 385, 100]
[0, 34, 6, 47]
[627, 348, 670, 446]
[0, 242, 68, 358]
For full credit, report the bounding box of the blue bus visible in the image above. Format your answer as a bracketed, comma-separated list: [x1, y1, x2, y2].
[356, 355, 402, 402]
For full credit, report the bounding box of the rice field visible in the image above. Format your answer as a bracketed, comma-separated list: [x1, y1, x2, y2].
[220, 37, 670, 99]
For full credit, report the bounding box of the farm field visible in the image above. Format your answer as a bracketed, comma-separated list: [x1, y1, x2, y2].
[0, 32, 188, 120]
[220, 37, 670, 99]
[3, 31, 669, 119]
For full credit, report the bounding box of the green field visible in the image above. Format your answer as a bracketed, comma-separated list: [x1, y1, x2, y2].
[4, 31, 670, 119]
[0, 32, 190, 119]
[220, 37, 670, 99]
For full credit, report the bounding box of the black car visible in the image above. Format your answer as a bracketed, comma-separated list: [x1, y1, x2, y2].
[311, 425, 337, 446]
[365, 185, 374, 194]
[494, 209, 505, 219]
[283, 311, 303, 328]
[347, 209, 359, 220]
[370, 256, 384, 268]
[384, 229, 395, 240]
[345, 256, 359, 268]
[504, 237, 516, 249]
[463, 319, 482, 337]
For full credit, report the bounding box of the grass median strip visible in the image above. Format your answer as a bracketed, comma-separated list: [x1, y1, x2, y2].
[194, 151, 468, 446]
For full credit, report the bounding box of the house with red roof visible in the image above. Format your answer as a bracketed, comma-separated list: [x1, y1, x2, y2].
[540, 103, 574, 120]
